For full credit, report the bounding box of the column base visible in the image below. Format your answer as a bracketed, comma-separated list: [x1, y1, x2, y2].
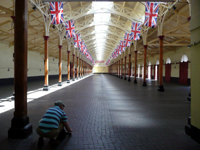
[185, 117, 200, 144]
[118, 76, 121, 78]
[8, 116, 32, 139]
[58, 82, 62, 86]
[187, 93, 191, 102]
[128, 78, 131, 82]
[142, 82, 147, 86]
[134, 79, 137, 84]
[67, 80, 70, 83]
[124, 77, 127, 80]
[157, 85, 165, 92]
[76, 77, 79, 80]
[121, 76, 123, 79]
[72, 78, 75, 81]
[43, 85, 49, 91]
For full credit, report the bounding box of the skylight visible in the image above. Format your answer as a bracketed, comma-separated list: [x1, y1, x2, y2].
[92, 2, 113, 61]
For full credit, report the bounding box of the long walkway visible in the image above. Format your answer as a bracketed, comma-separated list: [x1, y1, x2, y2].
[0, 74, 199, 150]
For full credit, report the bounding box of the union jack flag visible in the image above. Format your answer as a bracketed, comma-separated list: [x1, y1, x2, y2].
[106, 59, 110, 66]
[65, 20, 75, 38]
[83, 45, 87, 55]
[120, 40, 126, 52]
[74, 34, 81, 48]
[115, 50, 118, 58]
[113, 50, 116, 59]
[112, 51, 116, 59]
[50, 2, 64, 25]
[131, 22, 142, 40]
[116, 45, 120, 55]
[144, 2, 159, 28]
[115, 49, 118, 58]
[80, 41, 85, 52]
[124, 33, 132, 47]
[87, 53, 89, 59]
[87, 52, 92, 61]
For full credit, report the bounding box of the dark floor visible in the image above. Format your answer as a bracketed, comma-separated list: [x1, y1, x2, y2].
[0, 74, 199, 150]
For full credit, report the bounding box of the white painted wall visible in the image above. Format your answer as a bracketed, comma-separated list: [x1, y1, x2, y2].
[0, 42, 14, 79]
[136, 46, 191, 79]
[0, 42, 68, 79]
[93, 66, 108, 73]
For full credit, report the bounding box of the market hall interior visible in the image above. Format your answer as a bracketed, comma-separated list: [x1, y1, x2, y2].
[0, 0, 200, 149]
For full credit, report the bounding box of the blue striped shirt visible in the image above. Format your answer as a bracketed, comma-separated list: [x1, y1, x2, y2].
[39, 106, 67, 133]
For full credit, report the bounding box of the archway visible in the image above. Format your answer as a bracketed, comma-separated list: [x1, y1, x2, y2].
[148, 62, 151, 79]
[155, 60, 159, 80]
[180, 54, 188, 84]
[138, 64, 140, 78]
[142, 66, 144, 78]
[165, 58, 171, 82]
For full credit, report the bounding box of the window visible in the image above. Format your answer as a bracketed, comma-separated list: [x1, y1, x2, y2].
[166, 58, 171, 64]
[181, 54, 188, 62]
[92, 2, 113, 61]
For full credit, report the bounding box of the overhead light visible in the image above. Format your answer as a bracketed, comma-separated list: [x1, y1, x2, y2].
[173, 5, 176, 11]
[32, 5, 37, 11]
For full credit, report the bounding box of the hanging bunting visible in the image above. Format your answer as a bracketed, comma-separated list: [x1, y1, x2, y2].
[74, 34, 81, 48]
[120, 40, 126, 52]
[131, 22, 142, 40]
[124, 33, 132, 47]
[65, 20, 75, 38]
[49, 2, 64, 25]
[144, 2, 159, 28]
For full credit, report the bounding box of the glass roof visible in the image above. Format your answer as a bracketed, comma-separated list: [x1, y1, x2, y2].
[92, 2, 113, 61]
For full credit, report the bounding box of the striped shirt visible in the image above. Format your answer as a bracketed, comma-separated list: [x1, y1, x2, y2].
[39, 106, 67, 133]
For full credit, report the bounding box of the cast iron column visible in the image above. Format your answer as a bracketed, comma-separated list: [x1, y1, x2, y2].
[124, 57, 127, 80]
[8, 0, 32, 139]
[77, 56, 79, 79]
[43, 36, 49, 90]
[158, 36, 165, 91]
[118, 60, 120, 78]
[72, 54, 75, 81]
[67, 51, 70, 83]
[58, 45, 62, 86]
[142, 45, 147, 86]
[128, 54, 131, 82]
[134, 51, 137, 83]
[121, 58, 123, 79]
[82, 59, 84, 77]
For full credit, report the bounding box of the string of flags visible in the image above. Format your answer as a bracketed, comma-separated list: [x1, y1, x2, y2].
[106, 2, 159, 66]
[49, 2, 95, 65]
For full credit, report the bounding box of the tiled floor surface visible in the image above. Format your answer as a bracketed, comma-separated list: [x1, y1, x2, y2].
[0, 74, 199, 150]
